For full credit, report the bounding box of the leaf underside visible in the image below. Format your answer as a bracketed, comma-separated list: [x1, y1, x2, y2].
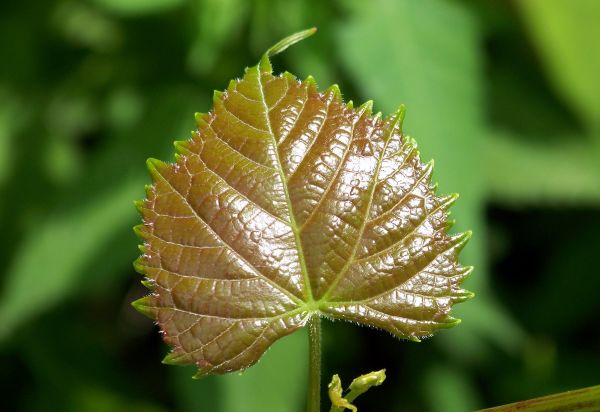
[133, 31, 473, 377]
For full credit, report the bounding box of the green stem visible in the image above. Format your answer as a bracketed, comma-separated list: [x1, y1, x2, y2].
[307, 315, 322, 412]
[479, 384, 600, 412]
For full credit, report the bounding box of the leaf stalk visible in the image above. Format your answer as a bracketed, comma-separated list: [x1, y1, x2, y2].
[307, 315, 322, 412]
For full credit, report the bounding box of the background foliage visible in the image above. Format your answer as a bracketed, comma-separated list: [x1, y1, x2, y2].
[1, 0, 599, 410]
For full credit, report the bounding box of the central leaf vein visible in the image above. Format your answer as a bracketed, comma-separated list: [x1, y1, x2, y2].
[256, 66, 315, 304]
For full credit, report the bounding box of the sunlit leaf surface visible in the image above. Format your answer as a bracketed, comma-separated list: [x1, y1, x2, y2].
[133, 29, 473, 377]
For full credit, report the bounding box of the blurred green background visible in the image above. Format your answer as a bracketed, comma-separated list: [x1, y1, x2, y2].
[1, 0, 599, 410]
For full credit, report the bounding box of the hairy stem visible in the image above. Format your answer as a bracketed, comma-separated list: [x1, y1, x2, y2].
[307, 315, 322, 412]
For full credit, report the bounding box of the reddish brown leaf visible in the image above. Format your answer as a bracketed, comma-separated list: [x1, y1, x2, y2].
[132, 29, 473, 377]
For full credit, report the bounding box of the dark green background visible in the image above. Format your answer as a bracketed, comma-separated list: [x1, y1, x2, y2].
[1, 0, 599, 410]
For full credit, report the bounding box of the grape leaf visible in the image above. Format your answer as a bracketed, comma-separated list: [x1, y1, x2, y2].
[132, 28, 473, 377]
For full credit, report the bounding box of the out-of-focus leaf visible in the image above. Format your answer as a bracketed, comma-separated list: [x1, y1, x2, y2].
[105, 87, 145, 130]
[70, 384, 167, 412]
[187, 0, 247, 75]
[248, 0, 308, 55]
[169, 330, 307, 412]
[424, 365, 480, 412]
[0, 177, 142, 341]
[133, 29, 472, 377]
[485, 131, 600, 204]
[220, 330, 307, 412]
[44, 136, 81, 185]
[92, 0, 184, 16]
[0, 88, 25, 187]
[517, 0, 600, 130]
[52, 2, 121, 51]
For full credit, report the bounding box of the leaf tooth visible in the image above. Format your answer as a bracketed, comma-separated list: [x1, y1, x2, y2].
[439, 316, 461, 327]
[133, 200, 145, 214]
[146, 158, 167, 178]
[283, 71, 296, 81]
[384, 104, 406, 135]
[304, 74, 318, 88]
[174, 140, 191, 154]
[459, 265, 475, 282]
[162, 352, 189, 366]
[194, 112, 209, 127]
[373, 111, 383, 121]
[396, 104, 407, 130]
[213, 90, 225, 102]
[324, 83, 341, 99]
[133, 224, 148, 239]
[346, 100, 354, 109]
[133, 256, 145, 273]
[404, 136, 418, 149]
[141, 279, 155, 290]
[439, 193, 459, 210]
[192, 368, 210, 380]
[421, 159, 434, 179]
[356, 100, 373, 117]
[453, 287, 475, 303]
[144, 184, 153, 197]
[131, 296, 157, 319]
[227, 79, 237, 91]
[450, 230, 472, 253]
[138, 244, 147, 254]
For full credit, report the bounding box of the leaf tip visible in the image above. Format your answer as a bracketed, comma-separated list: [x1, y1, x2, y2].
[265, 27, 317, 58]
[260, 27, 317, 72]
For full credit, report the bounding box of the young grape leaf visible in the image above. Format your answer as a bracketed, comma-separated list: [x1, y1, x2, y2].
[132, 28, 473, 377]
